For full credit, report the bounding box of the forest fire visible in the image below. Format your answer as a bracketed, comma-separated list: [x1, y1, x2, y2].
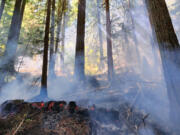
[0, 0, 180, 134]
[31, 102, 45, 109]
[0, 100, 174, 135]
[30, 101, 86, 114]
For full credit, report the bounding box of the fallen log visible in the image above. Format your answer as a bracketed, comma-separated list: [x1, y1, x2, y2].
[0, 100, 174, 135]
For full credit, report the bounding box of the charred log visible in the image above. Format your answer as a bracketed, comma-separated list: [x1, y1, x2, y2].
[0, 100, 174, 135]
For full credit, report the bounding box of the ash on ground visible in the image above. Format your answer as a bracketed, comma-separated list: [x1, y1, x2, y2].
[0, 100, 174, 135]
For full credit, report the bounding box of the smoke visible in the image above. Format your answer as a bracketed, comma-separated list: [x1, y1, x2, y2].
[0, 0, 180, 134]
[0, 74, 40, 104]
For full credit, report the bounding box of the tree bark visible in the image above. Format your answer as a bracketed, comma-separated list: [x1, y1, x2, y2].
[74, 0, 86, 80]
[55, 0, 66, 54]
[41, 0, 51, 96]
[0, 0, 6, 21]
[3, 0, 22, 70]
[55, 17, 62, 54]
[128, 0, 141, 69]
[105, 0, 114, 82]
[145, 0, 180, 127]
[17, 0, 26, 38]
[49, 0, 55, 76]
[0, 0, 26, 74]
[0, 0, 24, 86]
[60, 11, 66, 69]
[13, 0, 26, 65]
[96, 0, 103, 68]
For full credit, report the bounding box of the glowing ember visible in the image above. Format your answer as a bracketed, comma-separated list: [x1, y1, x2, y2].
[75, 106, 79, 111]
[59, 103, 64, 108]
[90, 107, 95, 111]
[48, 102, 55, 110]
[40, 102, 44, 109]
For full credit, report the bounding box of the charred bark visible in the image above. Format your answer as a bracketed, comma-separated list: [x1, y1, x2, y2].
[49, 0, 55, 76]
[0, 0, 6, 21]
[41, 0, 51, 96]
[74, 0, 86, 80]
[145, 0, 180, 127]
[105, 0, 114, 82]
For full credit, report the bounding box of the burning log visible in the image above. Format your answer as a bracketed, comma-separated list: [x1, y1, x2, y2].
[0, 100, 174, 135]
[31, 102, 45, 110]
[68, 101, 77, 114]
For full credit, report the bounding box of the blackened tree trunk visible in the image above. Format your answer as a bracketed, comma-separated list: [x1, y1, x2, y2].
[0, 0, 6, 21]
[96, 0, 103, 68]
[105, 0, 114, 82]
[41, 0, 51, 96]
[74, 0, 86, 80]
[49, 0, 55, 76]
[145, 0, 180, 126]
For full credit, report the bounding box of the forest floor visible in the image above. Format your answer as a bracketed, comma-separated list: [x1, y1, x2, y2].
[0, 69, 176, 134]
[0, 99, 173, 135]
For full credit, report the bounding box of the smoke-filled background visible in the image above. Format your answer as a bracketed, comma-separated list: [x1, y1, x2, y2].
[0, 0, 180, 133]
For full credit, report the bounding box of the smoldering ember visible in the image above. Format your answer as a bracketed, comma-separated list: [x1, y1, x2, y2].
[0, 0, 180, 135]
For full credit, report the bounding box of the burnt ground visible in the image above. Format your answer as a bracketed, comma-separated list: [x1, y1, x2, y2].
[0, 100, 175, 135]
[0, 71, 178, 135]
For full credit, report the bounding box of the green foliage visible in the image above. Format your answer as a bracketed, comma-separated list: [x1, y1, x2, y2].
[19, 0, 45, 56]
[0, 0, 15, 49]
[0, 0, 105, 75]
[68, 0, 78, 25]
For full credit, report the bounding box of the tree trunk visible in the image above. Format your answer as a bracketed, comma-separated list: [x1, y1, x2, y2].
[49, 0, 55, 76]
[13, 0, 26, 66]
[96, 0, 103, 68]
[74, 0, 86, 80]
[41, 0, 51, 96]
[60, 11, 66, 70]
[17, 0, 26, 38]
[128, 0, 141, 69]
[145, 0, 180, 127]
[0, 0, 26, 82]
[105, 0, 114, 82]
[0, 0, 24, 86]
[55, 0, 66, 54]
[0, 0, 22, 85]
[55, 17, 62, 54]
[3, 0, 22, 70]
[1, 0, 26, 71]
[0, 0, 6, 21]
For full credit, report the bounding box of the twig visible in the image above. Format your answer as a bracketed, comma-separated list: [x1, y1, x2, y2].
[27, 111, 41, 119]
[12, 117, 25, 135]
[142, 114, 149, 126]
